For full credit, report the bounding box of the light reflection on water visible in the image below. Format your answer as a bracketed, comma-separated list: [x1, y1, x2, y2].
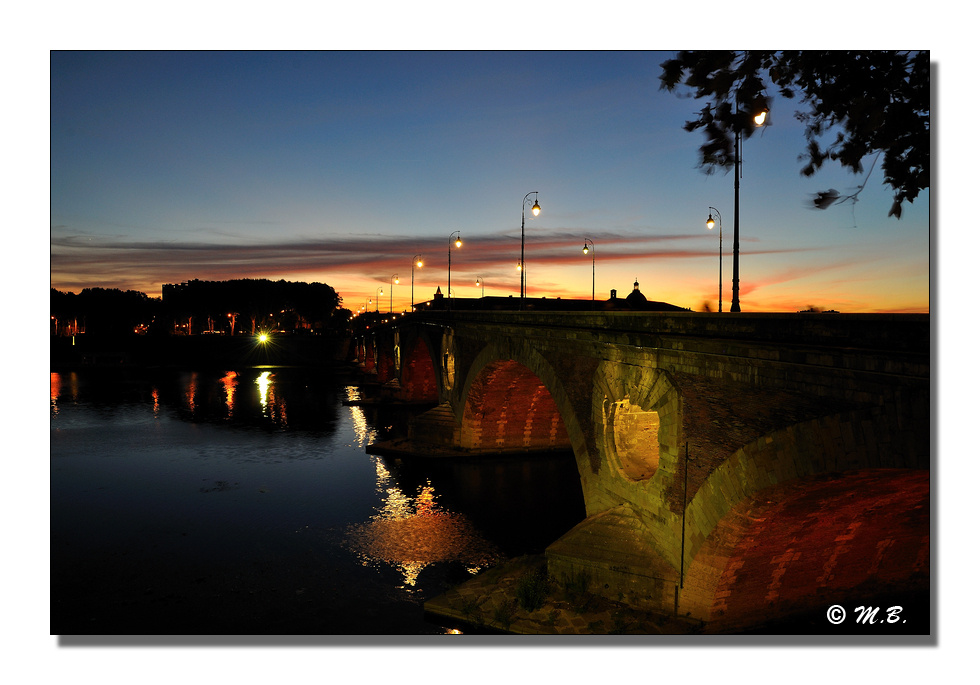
[341, 384, 498, 588]
[346, 454, 500, 588]
[50, 368, 583, 633]
[344, 385, 377, 447]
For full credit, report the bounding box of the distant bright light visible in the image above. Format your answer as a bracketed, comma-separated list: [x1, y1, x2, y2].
[531, 200, 541, 216]
[258, 333, 269, 343]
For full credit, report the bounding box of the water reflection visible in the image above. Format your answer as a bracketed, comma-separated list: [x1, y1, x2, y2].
[184, 371, 199, 414]
[220, 371, 238, 417]
[257, 371, 272, 416]
[50, 367, 341, 436]
[345, 386, 376, 447]
[50, 372, 80, 415]
[347, 454, 500, 589]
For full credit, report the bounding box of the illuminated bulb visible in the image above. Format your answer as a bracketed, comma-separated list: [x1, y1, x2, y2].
[706, 214, 715, 229]
[754, 109, 768, 126]
[583, 243, 589, 254]
[455, 239, 462, 248]
[417, 260, 423, 268]
[531, 200, 541, 216]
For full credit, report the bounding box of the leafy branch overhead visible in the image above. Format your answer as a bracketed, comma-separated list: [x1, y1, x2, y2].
[659, 51, 929, 218]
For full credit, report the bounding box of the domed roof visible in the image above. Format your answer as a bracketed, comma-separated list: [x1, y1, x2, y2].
[625, 279, 647, 307]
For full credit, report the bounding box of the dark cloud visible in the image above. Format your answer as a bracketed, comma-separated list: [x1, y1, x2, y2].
[50, 230, 809, 296]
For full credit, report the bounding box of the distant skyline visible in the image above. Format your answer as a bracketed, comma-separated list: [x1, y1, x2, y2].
[50, 50, 930, 313]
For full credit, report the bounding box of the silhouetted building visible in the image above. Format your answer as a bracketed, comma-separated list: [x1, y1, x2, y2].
[409, 279, 690, 314]
[604, 279, 687, 312]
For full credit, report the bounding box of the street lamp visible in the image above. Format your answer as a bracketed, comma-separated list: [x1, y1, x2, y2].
[475, 276, 485, 298]
[520, 191, 540, 308]
[411, 255, 423, 311]
[706, 208, 723, 313]
[582, 238, 595, 309]
[390, 274, 399, 313]
[731, 101, 768, 312]
[448, 231, 462, 311]
[376, 287, 383, 312]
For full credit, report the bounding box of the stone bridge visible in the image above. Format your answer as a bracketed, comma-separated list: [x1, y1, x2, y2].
[352, 310, 930, 629]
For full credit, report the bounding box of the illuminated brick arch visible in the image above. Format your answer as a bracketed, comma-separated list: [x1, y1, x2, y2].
[455, 343, 586, 464]
[459, 359, 570, 452]
[680, 468, 929, 628]
[399, 335, 439, 403]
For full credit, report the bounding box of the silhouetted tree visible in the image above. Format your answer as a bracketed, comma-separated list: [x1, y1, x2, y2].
[51, 287, 161, 335]
[160, 279, 344, 335]
[659, 50, 929, 218]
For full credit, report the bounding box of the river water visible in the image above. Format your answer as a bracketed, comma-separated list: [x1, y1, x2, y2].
[50, 366, 585, 635]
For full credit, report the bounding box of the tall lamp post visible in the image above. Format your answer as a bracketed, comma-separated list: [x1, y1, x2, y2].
[376, 287, 383, 312]
[389, 274, 399, 313]
[582, 238, 595, 309]
[520, 191, 541, 308]
[448, 231, 462, 311]
[475, 276, 485, 298]
[705, 208, 722, 313]
[731, 104, 768, 312]
[411, 255, 423, 311]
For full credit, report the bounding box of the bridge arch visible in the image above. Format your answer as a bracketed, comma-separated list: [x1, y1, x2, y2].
[398, 333, 439, 403]
[459, 359, 570, 452]
[679, 467, 929, 627]
[454, 341, 590, 480]
[682, 403, 929, 569]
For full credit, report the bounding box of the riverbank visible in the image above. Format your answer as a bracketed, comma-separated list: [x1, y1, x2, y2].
[424, 555, 702, 635]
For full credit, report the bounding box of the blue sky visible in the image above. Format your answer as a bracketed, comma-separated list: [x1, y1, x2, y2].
[50, 50, 929, 313]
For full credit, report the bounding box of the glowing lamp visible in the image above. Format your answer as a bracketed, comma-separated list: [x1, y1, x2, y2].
[706, 214, 716, 230]
[531, 200, 541, 216]
[754, 108, 768, 127]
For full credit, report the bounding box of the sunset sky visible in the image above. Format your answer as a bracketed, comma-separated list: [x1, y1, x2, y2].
[50, 50, 930, 313]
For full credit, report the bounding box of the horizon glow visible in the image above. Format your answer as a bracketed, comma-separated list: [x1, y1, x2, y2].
[50, 51, 929, 314]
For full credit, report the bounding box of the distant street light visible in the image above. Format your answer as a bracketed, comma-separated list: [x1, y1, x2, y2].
[390, 274, 399, 313]
[376, 287, 384, 312]
[582, 238, 595, 309]
[520, 191, 540, 309]
[448, 231, 462, 311]
[411, 255, 423, 311]
[706, 207, 723, 313]
[475, 276, 485, 298]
